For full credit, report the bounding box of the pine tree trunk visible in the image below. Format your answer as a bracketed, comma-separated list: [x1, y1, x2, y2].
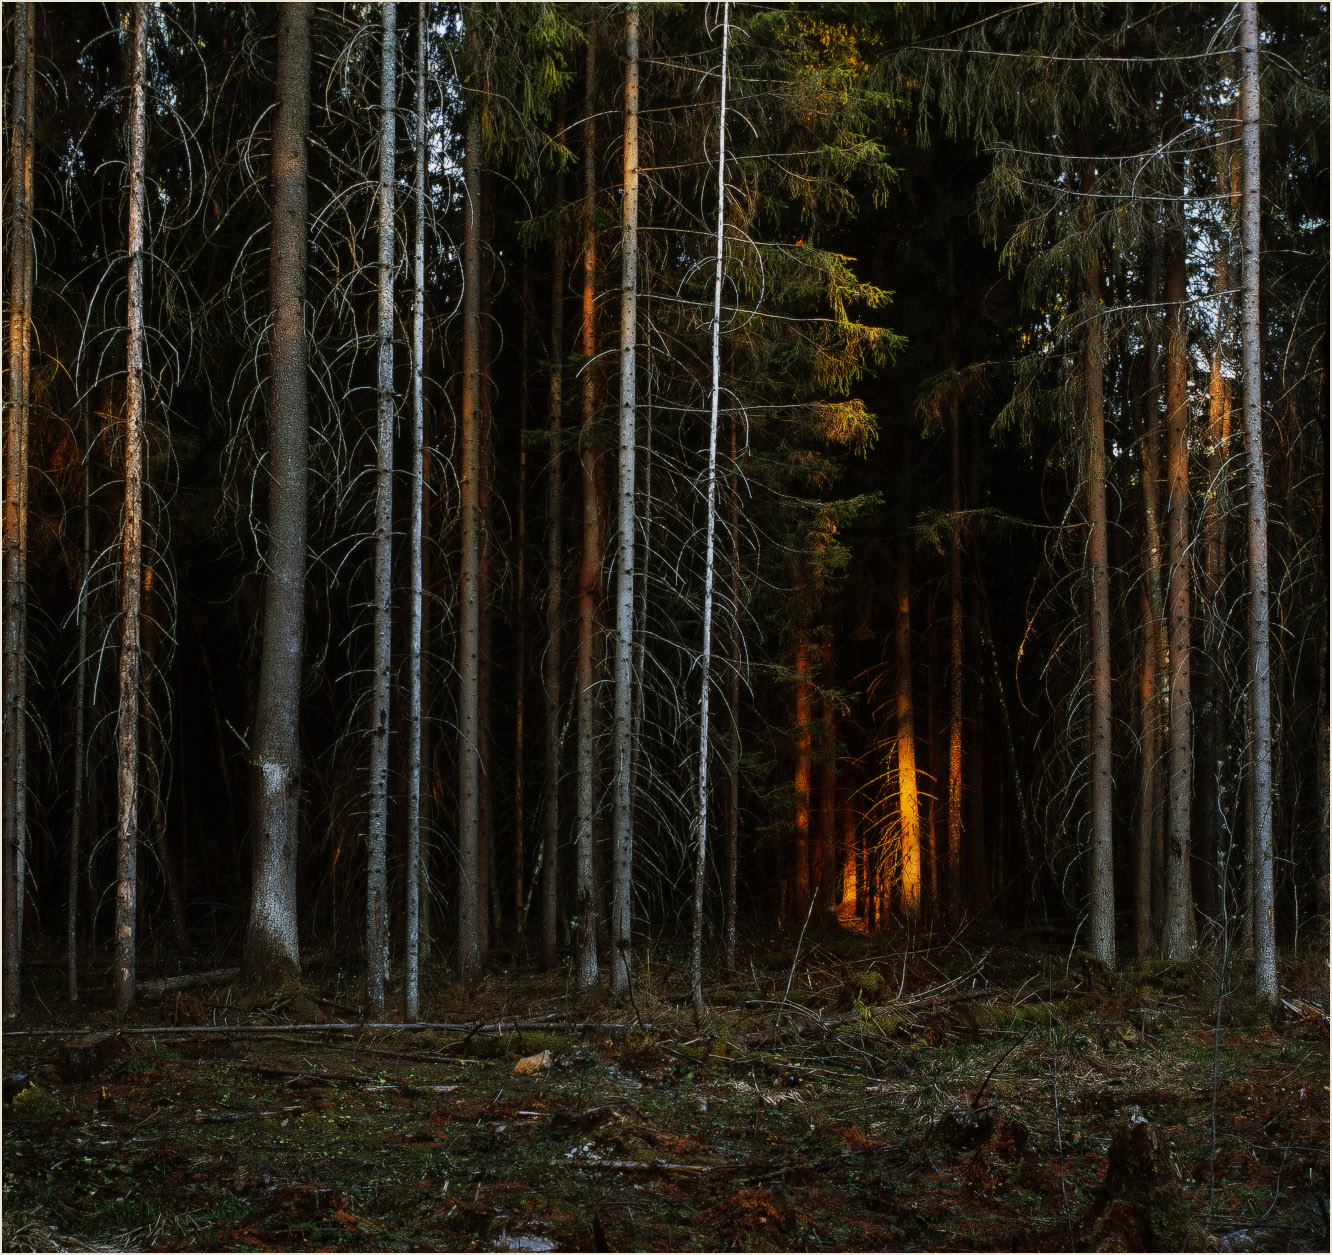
[114, 1, 149, 1015]
[725, 416, 741, 970]
[1136, 579, 1160, 957]
[610, 2, 641, 1002]
[1239, 2, 1276, 1003]
[478, 166, 496, 959]
[3, 0, 34, 1017]
[514, 261, 531, 950]
[896, 539, 921, 919]
[68, 400, 93, 1003]
[245, 0, 310, 994]
[574, 21, 601, 990]
[457, 12, 485, 991]
[690, 0, 729, 1018]
[1196, 255, 1231, 929]
[1082, 150, 1115, 966]
[818, 638, 837, 924]
[541, 110, 567, 973]
[404, 0, 427, 1022]
[792, 567, 812, 919]
[1161, 228, 1196, 960]
[364, 1, 398, 1019]
[947, 395, 964, 924]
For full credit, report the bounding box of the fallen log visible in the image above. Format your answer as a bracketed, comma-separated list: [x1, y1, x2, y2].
[137, 967, 241, 998]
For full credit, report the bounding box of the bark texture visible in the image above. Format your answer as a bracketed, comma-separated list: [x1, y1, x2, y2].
[245, 0, 311, 994]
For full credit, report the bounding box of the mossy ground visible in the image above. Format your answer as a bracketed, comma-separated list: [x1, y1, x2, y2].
[3, 931, 1327, 1252]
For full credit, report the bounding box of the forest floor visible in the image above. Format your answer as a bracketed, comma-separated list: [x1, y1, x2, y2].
[2, 927, 1328, 1253]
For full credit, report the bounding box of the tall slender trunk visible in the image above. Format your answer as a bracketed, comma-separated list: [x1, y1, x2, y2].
[818, 637, 837, 924]
[514, 262, 531, 949]
[1139, 231, 1168, 949]
[542, 110, 567, 972]
[245, 0, 310, 993]
[1082, 149, 1115, 966]
[1161, 224, 1196, 959]
[1197, 249, 1232, 929]
[457, 12, 484, 991]
[3, 0, 34, 1017]
[896, 533, 921, 920]
[114, 1, 149, 1015]
[690, 0, 727, 1018]
[364, 1, 397, 1018]
[68, 401, 93, 1002]
[1239, 3, 1275, 1003]
[478, 166, 496, 958]
[405, 0, 427, 1022]
[792, 564, 812, 919]
[946, 388, 964, 922]
[610, 3, 641, 1002]
[574, 21, 601, 989]
[724, 416, 741, 970]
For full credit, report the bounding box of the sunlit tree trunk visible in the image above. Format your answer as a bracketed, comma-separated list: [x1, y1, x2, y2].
[245, 0, 310, 994]
[946, 385, 964, 922]
[1239, 2, 1275, 1004]
[364, 0, 397, 1018]
[611, 2, 641, 1002]
[1161, 227, 1196, 960]
[896, 534, 921, 920]
[541, 110, 567, 973]
[404, 0, 427, 1022]
[574, 20, 601, 989]
[3, 0, 34, 1017]
[1082, 149, 1115, 966]
[457, 11, 485, 991]
[114, 1, 150, 1015]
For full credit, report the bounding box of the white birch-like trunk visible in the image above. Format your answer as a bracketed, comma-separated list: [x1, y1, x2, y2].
[2, 0, 33, 1017]
[1239, 2, 1276, 1004]
[691, 1, 729, 1022]
[365, 2, 397, 1019]
[405, 0, 427, 1023]
[114, 1, 149, 1016]
[609, 1, 640, 1002]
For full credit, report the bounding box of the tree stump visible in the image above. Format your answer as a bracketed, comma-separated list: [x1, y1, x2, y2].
[59, 1030, 129, 1082]
[1080, 1107, 1214, 1251]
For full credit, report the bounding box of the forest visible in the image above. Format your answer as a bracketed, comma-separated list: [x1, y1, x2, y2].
[1, 3, 1329, 1252]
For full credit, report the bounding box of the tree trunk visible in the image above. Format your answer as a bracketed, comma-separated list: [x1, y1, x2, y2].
[478, 165, 496, 960]
[1239, 2, 1275, 1003]
[690, 0, 727, 1019]
[818, 638, 837, 924]
[114, 1, 149, 1015]
[574, 20, 601, 990]
[896, 540, 921, 920]
[1161, 226, 1196, 960]
[68, 400, 93, 1003]
[725, 416, 741, 970]
[793, 565, 812, 919]
[3, 0, 34, 1017]
[405, 0, 427, 1022]
[514, 261, 530, 952]
[245, 0, 310, 994]
[541, 109, 567, 973]
[457, 12, 485, 991]
[946, 395, 964, 924]
[364, 0, 397, 1019]
[611, 2, 641, 1003]
[1196, 251, 1231, 929]
[1082, 150, 1115, 966]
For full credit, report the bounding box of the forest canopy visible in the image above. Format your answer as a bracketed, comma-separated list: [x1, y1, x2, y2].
[2, 1, 1327, 1019]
